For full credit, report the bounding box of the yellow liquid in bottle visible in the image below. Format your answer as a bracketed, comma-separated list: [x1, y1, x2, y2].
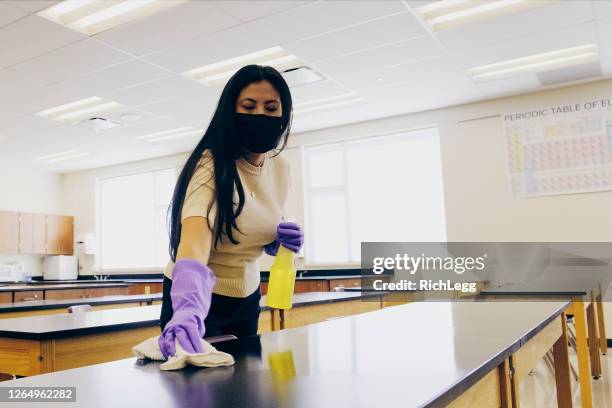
[266, 246, 296, 309]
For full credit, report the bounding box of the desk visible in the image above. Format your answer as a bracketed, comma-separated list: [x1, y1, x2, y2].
[0, 294, 163, 319]
[0, 305, 162, 376]
[480, 279, 608, 408]
[0, 301, 570, 408]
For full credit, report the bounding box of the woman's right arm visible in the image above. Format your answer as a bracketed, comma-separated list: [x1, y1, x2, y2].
[176, 216, 212, 264]
[158, 215, 216, 359]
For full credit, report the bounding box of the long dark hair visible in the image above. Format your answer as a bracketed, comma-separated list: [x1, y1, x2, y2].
[168, 64, 293, 262]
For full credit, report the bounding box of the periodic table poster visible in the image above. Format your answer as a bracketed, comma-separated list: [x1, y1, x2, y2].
[503, 97, 612, 197]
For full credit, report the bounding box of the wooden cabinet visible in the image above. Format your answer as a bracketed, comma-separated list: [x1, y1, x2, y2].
[45, 289, 85, 300]
[14, 291, 43, 302]
[45, 215, 74, 255]
[0, 211, 19, 254]
[18, 213, 47, 255]
[0, 211, 73, 255]
[83, 287, 128, 298]
[329, 278, 362, 291]
[127, 283, 163, 295]
[0, 292, 12, 303]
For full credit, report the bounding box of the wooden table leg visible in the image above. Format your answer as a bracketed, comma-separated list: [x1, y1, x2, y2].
[595, 286, 607, 355]
[571, 299, 593, 408]
[279, 309, 285, 330]
[553, 314, 573, 408]
[270, 309, 276, 331]
[498, 359, 513, 408]
[586, 302, 602, 378]
[509, 355, 520, 408]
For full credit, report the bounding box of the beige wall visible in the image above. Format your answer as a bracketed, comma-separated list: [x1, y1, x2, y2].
[0, 160, 64, 276]
[60, 77, 612, 274]
[288, 78, 612, 243]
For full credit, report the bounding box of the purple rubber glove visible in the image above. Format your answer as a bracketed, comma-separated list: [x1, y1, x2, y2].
[264, 221, 304, 256]
[158, 259, 215, 358]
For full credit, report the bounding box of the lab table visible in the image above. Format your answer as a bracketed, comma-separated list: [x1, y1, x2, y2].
[0, 301, 571, 408]
[0, 292, 383, 377]
[479, 279, 608, 408]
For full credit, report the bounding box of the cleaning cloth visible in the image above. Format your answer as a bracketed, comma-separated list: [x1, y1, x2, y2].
[132, 335, 235, 371]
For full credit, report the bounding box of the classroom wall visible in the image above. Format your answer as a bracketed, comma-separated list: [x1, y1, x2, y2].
[288, 77, 612, 243]
[62, 153, 188, 276]
[0, 159, 64, 277]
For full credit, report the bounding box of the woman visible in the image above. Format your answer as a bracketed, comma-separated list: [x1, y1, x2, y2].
[158, 64, 304, 358]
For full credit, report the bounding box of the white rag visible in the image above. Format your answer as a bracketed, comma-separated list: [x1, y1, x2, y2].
[132, 335, 235, 371]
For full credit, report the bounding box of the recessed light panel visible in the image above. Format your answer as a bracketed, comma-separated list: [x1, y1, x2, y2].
[416, 0, 555, 32]
[37, 0, 185, 36]
[467, 44, 599, 82]
[36, 97, 123, 125]
[184, 46, 304, 87]
[137, 126, 204, 144]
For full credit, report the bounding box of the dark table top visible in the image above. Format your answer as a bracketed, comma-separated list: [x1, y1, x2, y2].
[0, 301, 569, 408]
[0, 292, 382, 340]
[0, 293, 162, 313]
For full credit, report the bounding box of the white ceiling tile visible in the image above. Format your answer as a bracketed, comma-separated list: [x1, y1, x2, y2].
[0, 67, 51, 98]
[211, 1, 312, 23]
[453, 22, 599, 68]
[597, 17, 612, 43]
[67, 59, 174, 98]
[476, 74, 542, 100]
[137, 94, 219, 125]
[0, 3, 28, 29]
[0, 113, 62, 139]
[143, 25, 273, 73]
[310, 35, 443, 79]
[289, 80, 354, 105]
[600, 40, 612, 76]
[286, 11, 429, 63]
[402, 0, 436, 8]
[594, 0, 612, 19]
[247, 1, 408, 44]
[7, 1, 60, 13]
[0, 15, 85, 67]
[103, 75, 217, 107]
[335, 57, 478, 94]
[11, 39, 132, 83]
[94, 2, 240, 57]
[435, 1, 594, 56]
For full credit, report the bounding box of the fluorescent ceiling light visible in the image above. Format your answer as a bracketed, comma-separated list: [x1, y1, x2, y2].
[34, 151, 91, 165]
[38, 0, 184, 36]
[184, 46, 304, 87]
[293, 93, 367, 115]
[137, 127, 203, 144]
[417, 0, 554, 31]
[36, 97, 122, 125]
[468, 44, 599, 82]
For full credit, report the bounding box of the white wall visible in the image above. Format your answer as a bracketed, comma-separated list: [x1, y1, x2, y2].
[0, 159, 63, 277]
[62, 153, 188, 276]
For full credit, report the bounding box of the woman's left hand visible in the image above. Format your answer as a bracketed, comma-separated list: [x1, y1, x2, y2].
[264, 221, 304, 256]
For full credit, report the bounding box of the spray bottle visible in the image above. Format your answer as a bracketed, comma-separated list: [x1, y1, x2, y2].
[266, 217, 298, 309]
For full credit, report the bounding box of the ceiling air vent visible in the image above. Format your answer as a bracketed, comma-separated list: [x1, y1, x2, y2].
[80, 117, 121, 132]
[282, 66, 324, 88]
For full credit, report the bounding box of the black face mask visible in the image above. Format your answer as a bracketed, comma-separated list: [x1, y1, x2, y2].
[233, 112, 283, 153]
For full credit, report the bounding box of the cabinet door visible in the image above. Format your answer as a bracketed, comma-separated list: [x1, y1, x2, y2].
[0, 211, 19, 254]
[32, 213, 46, 254]
[59, 216, 74, 255]
[46, 215, 61, 255]
[18, 213, 33, 254]
[45, 289, 85, 300]
[13, 290, 43, 302]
